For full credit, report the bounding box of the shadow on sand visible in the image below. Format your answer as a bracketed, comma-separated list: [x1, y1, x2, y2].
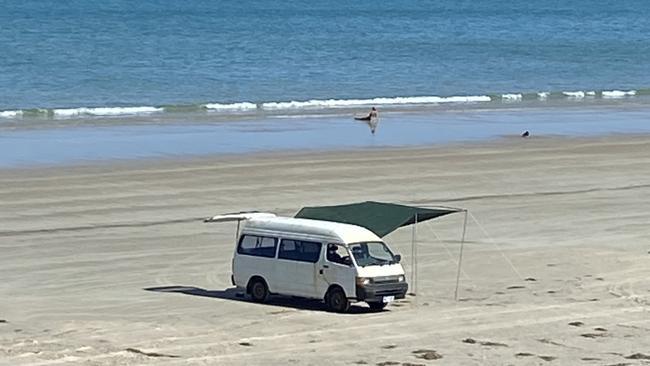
[144, 285, 380, 314]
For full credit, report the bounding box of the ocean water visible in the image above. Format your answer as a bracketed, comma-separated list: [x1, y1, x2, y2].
[2, 0, 650, 116]
[1, 1, 649, 165]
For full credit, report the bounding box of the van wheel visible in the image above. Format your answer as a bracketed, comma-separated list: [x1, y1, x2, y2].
[248, 278, 269, 303]
[367, 301, 387, 311]
[325, 287, 349, 313]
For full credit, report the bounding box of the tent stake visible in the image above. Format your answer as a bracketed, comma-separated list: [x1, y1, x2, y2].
[454, 210, 468, 301]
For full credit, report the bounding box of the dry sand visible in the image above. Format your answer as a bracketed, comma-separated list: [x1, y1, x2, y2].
[1, 135, 649, 365]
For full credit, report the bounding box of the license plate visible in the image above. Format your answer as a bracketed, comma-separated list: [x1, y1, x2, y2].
[382, 296, 395, 303]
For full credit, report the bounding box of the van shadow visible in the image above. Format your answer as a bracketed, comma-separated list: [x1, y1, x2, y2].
[144, 285, 378, 314]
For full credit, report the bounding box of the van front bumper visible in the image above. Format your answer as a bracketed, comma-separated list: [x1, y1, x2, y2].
[355, 282, 408, 302]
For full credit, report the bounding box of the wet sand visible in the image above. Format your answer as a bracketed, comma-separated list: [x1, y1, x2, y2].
[1, 135, 649, 365]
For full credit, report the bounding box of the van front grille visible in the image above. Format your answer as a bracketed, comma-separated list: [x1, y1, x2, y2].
[373, 276, 401, 284]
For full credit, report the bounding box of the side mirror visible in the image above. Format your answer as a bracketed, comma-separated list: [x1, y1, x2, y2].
[393, 254, 401, 263]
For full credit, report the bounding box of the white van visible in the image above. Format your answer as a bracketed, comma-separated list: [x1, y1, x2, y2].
[228, 214, 408, 312]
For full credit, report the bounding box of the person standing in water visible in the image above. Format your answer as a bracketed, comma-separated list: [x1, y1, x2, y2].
[355, 107, 379, 134]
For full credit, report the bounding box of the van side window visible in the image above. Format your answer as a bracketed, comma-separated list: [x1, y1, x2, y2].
[278, 239, 322, 263]
[237, 235, 277, 258]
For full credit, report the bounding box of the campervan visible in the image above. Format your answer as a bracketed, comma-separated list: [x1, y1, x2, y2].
[216, 213, 408, 312]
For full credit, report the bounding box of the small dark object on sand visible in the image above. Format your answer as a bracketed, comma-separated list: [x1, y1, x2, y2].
[239, 342, 253, 346]
[594, 327, 607, 332]
[462, 338, 477, 344]
[525, 277, 537, 281]
[376, 361, 400, 366]
[522, 130, 530, 137]
[568, 321, 584, 327]
[581, 333, 606, 338]
[353, 361, 368, 365]
[506, 285, 525, 290]
[402, 363, 425, 366]
[0, 319, 6, 323]
[381, 344, 397, 349]
[625, 353, 650, 360]
[125, 348, 180, 358]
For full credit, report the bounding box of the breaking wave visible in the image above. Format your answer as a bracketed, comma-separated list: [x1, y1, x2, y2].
[0, 88, 645, 121]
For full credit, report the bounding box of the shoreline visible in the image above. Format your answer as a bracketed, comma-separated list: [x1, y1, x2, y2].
[2, 102, 650, 169]
[0, 132, 648, 174]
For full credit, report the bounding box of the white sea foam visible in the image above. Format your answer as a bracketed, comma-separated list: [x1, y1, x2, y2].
[204, 102, 258, 111]
[261, 95, 491, 109]
[53, 106, 162, 117]
[0, 110, 23, 118]
[602, 90, 637, 98]
[537, 92, 550, 99]
[501, 94, 522, 101]
[562, 91, 585, 98]
[586, 91, 596, 96]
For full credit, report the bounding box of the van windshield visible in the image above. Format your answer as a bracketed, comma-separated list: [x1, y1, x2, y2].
[349, 241, 396, 267]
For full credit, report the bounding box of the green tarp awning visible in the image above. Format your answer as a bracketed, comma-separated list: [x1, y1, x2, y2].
[295, 201, 461, 237]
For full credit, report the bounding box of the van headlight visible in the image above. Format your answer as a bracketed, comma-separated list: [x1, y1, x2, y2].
[397, 275, 405, 282]
[356, 277, 372, 286]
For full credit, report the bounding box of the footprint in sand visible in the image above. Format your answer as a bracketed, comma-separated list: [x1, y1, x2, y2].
[125, 348, 180, 358]
[506, 285, 525, 290]
[412, 349, 443, 360]
[462, 338, 508, 347]
[568, 321, 584, 327]
[625, 353, 650, 360]
[538, 355, 557, 362]
[515, 352, 535, 357]
[238, 341, 253, 346]
[381, 344, 397, 349]
[594, 327, 607, 332]
[376, 361, 400, 366]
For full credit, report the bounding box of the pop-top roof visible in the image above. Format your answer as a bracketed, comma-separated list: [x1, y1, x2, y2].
[243, 216, 381, 244]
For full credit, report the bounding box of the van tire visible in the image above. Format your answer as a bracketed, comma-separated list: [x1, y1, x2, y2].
[325, 287, 349, 313]
[248, 278, 269, 303]
[367, 301, 387, 311]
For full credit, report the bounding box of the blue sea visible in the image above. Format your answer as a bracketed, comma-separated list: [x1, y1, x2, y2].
[1, 0, 650, 166]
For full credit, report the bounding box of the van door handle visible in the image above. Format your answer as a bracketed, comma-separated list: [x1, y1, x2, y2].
[323, 265, 329, 268]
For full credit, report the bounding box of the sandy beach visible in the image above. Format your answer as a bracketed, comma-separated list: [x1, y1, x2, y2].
[1, 135, 649, 365]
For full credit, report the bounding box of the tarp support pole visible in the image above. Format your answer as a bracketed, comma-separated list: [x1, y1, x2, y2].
[454, 210, 468, 301]
[235, 220, 241, 243]
[410, 213, 418, 296]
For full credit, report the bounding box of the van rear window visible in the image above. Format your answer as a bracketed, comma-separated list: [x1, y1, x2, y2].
[237, 235, 277, 258]
[278, 239, 322, 263]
